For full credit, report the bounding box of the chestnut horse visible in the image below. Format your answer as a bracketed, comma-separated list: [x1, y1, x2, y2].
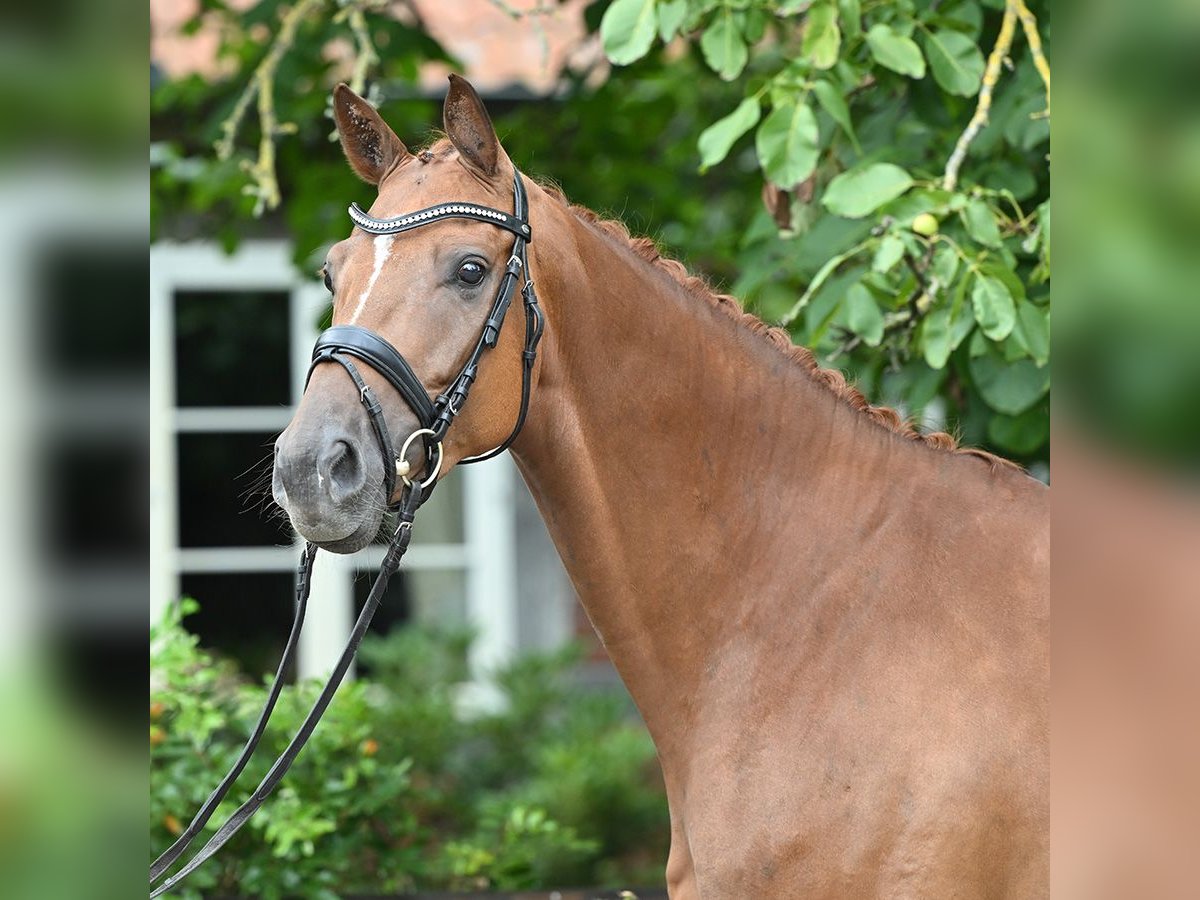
[273, 78, 1049, 898]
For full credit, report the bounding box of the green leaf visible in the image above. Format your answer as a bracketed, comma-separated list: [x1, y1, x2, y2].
[739, 8, 768, 43]
[1011, 301, 1049, 366]
[812, 79, 860, 152]
[921, 29, 984, 96]
[698, 97, 761, 170]
[802, 2, 841, 70]
[866, 24, 926, 79]
[701, 11, 748, 80]
[844, 283, 884, 345]
[922, 307, 953, 368]
[601, 0, 659, 65]
[657, 0, 687, 42]
[1002, 331, 1031, 362]
[949, 292, 976, 349]
[755, 100, 819, 189]
[962, 198, 1002, 247]
[822, 163, 914, 218]
[872, 234, 905, 272]
[807, 264, 865, 343]
[971, 274, 1016, 340]
[931, 242, 959, 285]
[935, 0, 984, 39]
[987, 406, 1049, 455]
[979, 258, 1026, 303]
[839, 0, 862, 38]
[970, 351, 1050, 415]
[780, 241, 863, 326]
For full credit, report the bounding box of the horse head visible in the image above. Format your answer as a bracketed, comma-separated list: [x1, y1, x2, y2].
[273, 76, 538, 552]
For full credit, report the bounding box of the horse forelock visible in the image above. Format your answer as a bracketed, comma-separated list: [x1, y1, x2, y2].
[533, 182, 1019, 472]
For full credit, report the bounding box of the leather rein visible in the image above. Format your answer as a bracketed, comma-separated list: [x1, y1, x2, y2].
[150, 171, 542, 897]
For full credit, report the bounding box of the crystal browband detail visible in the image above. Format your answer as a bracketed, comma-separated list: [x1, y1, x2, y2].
[348, 201, 531, 239]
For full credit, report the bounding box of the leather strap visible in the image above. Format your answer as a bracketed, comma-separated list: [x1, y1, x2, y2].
[349, 200, 531, 240]
[310, 326, 436, 430]
[317, 351, 404, 505]
[310, 170, 542, 496]
[148, 547, 315, 884]
[150, 486, 423, 898]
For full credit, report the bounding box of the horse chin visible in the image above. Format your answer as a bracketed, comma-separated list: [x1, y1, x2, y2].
[286, 503, 384, 554]
[311, 516, 380, 554]
[309, 518, 374, 554]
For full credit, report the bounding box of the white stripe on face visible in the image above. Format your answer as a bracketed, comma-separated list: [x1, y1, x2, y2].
[348, 234, 394, 324]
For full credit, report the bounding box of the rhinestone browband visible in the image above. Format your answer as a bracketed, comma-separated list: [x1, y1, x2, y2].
[348, 201, 531, 239]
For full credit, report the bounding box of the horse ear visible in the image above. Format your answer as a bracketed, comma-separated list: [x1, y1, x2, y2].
[332, 83, 411, 185]
[443, 74, 506, 178]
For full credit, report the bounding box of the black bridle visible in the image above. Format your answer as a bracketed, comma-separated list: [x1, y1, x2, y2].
[309, 171, 542, 504]
[150, 170, 542, 897]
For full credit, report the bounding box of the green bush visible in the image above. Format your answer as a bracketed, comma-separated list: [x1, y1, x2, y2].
[150, 599, 668, 898]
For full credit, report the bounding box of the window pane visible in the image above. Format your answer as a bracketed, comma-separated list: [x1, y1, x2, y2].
[39, 242, 146, 377]
[174, 289, 291, 407]
[414, 471, 464, 543]
[44, 438, 145, 565]
[352, 568, 411, 639]
[177, 432, 292, 547]
[181, 573, 296, 680]
[410, 569, 468, 629]
[352, 567, 465, 633]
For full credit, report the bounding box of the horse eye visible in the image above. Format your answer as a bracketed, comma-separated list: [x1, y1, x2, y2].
[322, 267, 334, 293]
[457, 261, 485, 286]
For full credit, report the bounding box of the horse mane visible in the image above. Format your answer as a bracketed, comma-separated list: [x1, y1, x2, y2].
[535, 180, 1018, 471]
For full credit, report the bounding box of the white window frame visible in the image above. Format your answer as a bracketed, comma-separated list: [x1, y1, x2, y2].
[150, 239, 519, 681]
[0, 171, 147, 672]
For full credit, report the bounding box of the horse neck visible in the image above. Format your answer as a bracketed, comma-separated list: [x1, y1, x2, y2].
[510, 190, 910, 745]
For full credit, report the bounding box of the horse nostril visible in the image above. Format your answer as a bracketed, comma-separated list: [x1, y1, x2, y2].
[319, 439, 365, 504]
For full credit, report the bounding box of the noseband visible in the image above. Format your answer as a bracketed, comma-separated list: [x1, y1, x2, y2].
[307, 170, 543, 504]
[150, 170, 543, 897]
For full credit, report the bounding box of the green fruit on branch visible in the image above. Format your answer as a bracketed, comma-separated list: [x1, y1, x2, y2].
[912, 213, 939, 236]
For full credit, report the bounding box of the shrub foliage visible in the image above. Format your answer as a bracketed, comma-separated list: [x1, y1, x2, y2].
[150, 600, 668, 898]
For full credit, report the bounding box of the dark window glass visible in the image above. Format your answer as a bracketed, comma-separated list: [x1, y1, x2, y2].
[38, 242, 146, 377]
[353, 569, 411, 636]
[174, 289, 291, 407]
[55, 626, 147, 731]
[351, 569, 410, 679]
[181, 573, 296, 680]
[44, 438, 146, 564]
[177, 432, 291, 547]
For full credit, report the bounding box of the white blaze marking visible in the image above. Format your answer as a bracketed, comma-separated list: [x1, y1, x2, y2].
[348, 234, 394, 323]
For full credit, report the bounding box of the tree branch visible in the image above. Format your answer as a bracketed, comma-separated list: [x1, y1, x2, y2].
[941, 2, 1017, 191]
[345, 6, 381, 96]
[214, 0, 328, 216]
[1012, 0, 1050, 117]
